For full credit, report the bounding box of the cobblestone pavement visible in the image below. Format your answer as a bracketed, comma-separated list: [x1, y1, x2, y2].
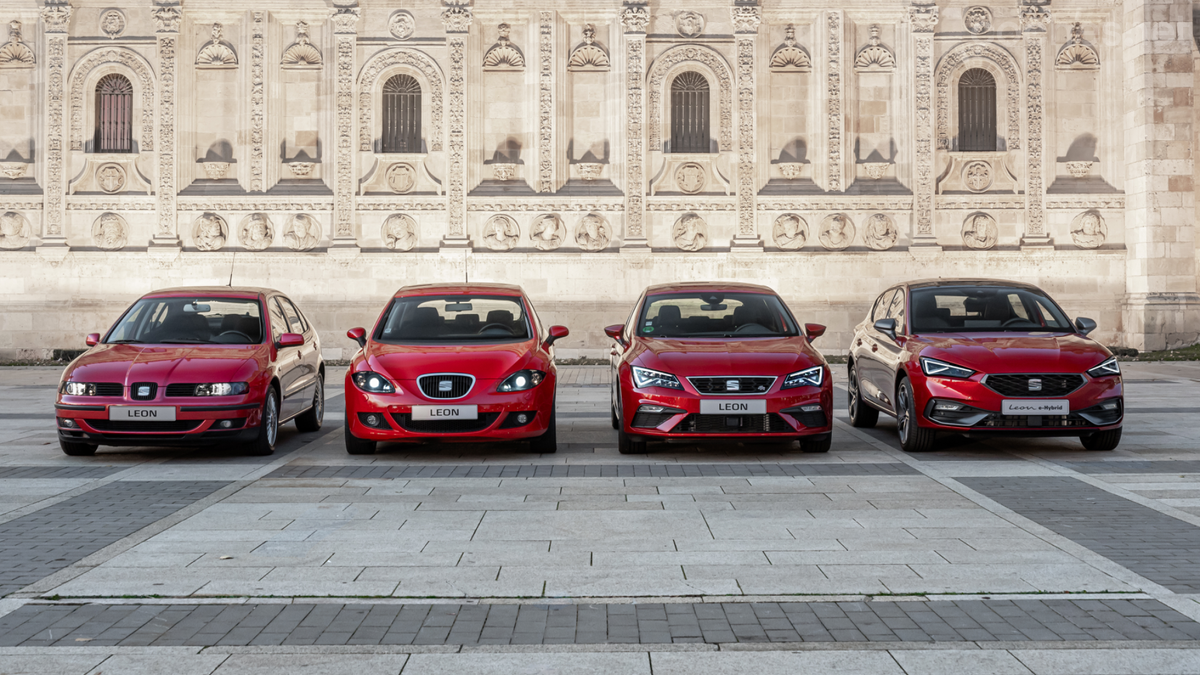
[0, 362, 1199, 673]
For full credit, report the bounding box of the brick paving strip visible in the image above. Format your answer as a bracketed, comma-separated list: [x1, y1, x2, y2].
[1, 598, 1197, 647]
[1056, 460, 1200, 474]
[265, 463, 920, 480]
[959, 476, 1200, 593]
[0, 466, 124, 480]
[0, 481, 229, 597]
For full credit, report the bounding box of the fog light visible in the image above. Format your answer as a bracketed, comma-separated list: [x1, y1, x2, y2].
[1099, 401, 1119, 410]
[934, 401, 964, 412]
[59, 418, 77, 428]
[800, 404, 822, 412]
[366, 414, 381, 427]
[516, 413, 528, 424]
[219, 420, 233, 429]
[637, 405, 667, 414]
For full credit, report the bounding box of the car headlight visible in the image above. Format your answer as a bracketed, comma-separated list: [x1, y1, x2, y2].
[352, 371, 396, 393]
[631, 366, 683, 390]
[781, 366, 824, 390]
[61, 381, 96, 396]
[498, 370, 545, 392]
[192, 383, 250, 396]
[920, 357, 975, 379]
[1087, 357, 1121, 378]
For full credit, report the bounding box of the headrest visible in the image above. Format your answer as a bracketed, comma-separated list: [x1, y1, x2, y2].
[487, 310, 515, 325]
[657, 305, 682, 321]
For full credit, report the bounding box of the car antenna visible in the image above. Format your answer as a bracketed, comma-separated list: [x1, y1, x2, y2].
[226, 251, 236, 287]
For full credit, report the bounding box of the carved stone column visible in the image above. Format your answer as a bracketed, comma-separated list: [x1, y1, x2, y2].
[731, 3, 762, 250]
[441, 2, 472, 247]
[824, 9, 844, 194]
[330, 3, 360, 251]
[1020, 2, 1051, 249]
[908, 1, 939, 251]
[620, 3, 649, 250]
[537, 11, 554, 194]
[151, 1, 182, 249]
[248, 10, 266, 193]
[37, 1, 71, 251]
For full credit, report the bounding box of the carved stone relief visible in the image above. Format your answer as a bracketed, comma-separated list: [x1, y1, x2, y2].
[0, 20, 34, 67]
[964, 7, 992, 35]
[382, 213, 418, 251]
[93, 212, 128, 250]
[577, 163, 603, 181]
[1056, 23, 1099, 70]
[910, 4, 937, 237]
[196, 23, 237, 68]
[283, 214, 322, 251]
[0, 211, 31, 249]
[622, 6, 647, 241]
[537, 11, 553, 194]
[282, 21, 322, 67]
[854, 25, 895, 72]
[446, 13, 470, 239]
[779, 163, 804, 179]
[151, 5, 181, 33]
[576, 213, 611, 251]
[675, 163, 706, 194]
[289, 162, 314, 178]
[672, 213, 708, 251]
[358, 48, 444, 152]
[1025, 17, 1047, 239]
[733, 6, 760, 239]
[483, 23, 525, 71]
[675, 11, 705, 38]
[248, 12, 265, 192]
[387, 163, 418, 194]
[492, 164, 516, 182]
[333, 7, 360, 239]
[530, 214, 565, 251]
[770, 25, 811, 73]
[819, 213, 855, 250]
[772, 213, 808, 250]
[1066, 161, 1092, 179]
[0, 163, 25, 179]
[69, 47, 155, 152]
[44, 9, 71, 239]
[239, 213, 275, 251]
[1070, 210, 1107, 249]
[97, 164, 126, 194]
[568, 24, 610, 71]
[963, 161, 992, 192]
[193, 213, 229, 251]
[826, 12, 843, 192]
[961, 212, 998, 249]
[863, 163, 888, 180]
[647, 45, 733, 153]
[483, 214, 520, 250]
[204, 162, 229, 180]
[389, 11, 415, 41]
[864, 213, 898, 250]
[100, 10, 126, 39]
[935, 44, 1021, 151]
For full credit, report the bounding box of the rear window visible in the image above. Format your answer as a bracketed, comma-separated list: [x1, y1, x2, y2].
[375, 295, 531, 343]
[638, 292, 799, 338]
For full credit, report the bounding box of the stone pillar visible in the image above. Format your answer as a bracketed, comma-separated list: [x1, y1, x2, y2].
[37, 0, 71, 252]
[908, 1, 939, 251]
[620, 3, 649, 250]
[824, 9, 844, 193]
[731, 2, 762, 250]
[151, 1, 182, 249]
[536, 10, 555, 194]
[248, 10, 266, 193]
[330, 3, 360, 251]
[442, 2, 472, 248]
[1020, 2, 1051, 249]
[1121, 0, 1200, 350]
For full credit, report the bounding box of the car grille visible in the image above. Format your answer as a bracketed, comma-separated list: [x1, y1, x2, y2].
[130, 383, 158, 401]
[983, 374, 1084, 398]
[391, 412, 499, 433]
[88, 420, 201, 432]
[165, 383, 200, 397]
[687, 377, 776, 395]
[672, 413, 792, 434]
[417, 374, 474, 399]
[93, 383, 124, 397]
[977, 414, 1092, 429]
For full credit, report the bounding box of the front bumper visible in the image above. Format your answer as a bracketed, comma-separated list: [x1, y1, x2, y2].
[619, 382, 834, 439]
[55, 397, 262, 447]
[911, 372, 1123, 434]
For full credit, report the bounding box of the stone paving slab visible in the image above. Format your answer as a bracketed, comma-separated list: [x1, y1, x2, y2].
[0, 466, 125, 480]
[265, 463, 920, 480]
[1056, 461, 1200, 475]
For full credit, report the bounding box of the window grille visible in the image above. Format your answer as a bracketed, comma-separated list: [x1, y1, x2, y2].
[95, 74, 133, 153]
[382, 75, 422, 153]
[958, 68, 997, 152]
[670, 72, 710, 153]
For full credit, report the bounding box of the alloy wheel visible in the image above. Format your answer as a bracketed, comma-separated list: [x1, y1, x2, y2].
[896, 384, 910, 444]
[313, 378, 324, 424]
[848, 370, 859, 419]
[265, 393, 278, 446]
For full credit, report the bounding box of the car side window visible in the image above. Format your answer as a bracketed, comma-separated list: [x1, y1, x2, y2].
[524, 297, 543, 340]
[278, 297, 307, 333]
[267, 298, 287, 343]
[887, 289, 907, 332]
[871, 290, 896, 323]
[624, 296, 645, 343]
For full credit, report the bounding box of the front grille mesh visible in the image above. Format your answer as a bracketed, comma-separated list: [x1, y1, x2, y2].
[417, 375, 473, 399]
[688, 377, 775, 395]
[672, 413, 792, 434]
[88, 420, 201, 432]
[984, 374, 1084, 398]
[978, 414, 1091, 428]
[392, 412, 498, 433]
[166, 383, 200, 397]
[92, 383, 123, 397]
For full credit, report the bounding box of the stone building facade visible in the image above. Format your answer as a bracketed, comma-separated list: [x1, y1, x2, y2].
[0, 0, 1197, 358]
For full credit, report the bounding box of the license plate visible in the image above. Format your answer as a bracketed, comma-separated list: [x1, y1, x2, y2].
[700, 399, 767, 415]
[1001, 400, 1069, 415]
[412, 405, 478, 420]
[109, 406, 176, 421]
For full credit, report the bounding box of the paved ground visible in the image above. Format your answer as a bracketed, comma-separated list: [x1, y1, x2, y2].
[1, 362, 1200, 673]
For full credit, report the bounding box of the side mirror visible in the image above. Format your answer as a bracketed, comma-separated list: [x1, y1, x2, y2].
[543, 325, 569, 348]
[604, 324, 626, 346]
[873, 318, 898, 342]
[85, 333, 100, 347]
[278, 332, 304, 348]
[346, 327, 367, 348]
[804, 323, 826, 341]
[1074, 317, 1097, 336]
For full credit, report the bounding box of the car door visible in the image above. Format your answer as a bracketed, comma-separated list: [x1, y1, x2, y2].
[872, 286, 909, 410]
[268, 296, 304, 420]
[856, 288, 895, 408]
[278, 296, 319, 411]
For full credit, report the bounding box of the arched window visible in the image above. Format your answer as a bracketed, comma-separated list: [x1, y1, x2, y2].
[958, 68, 996, 151]
[382, 74, 422, 153]
[94, 74, 133, 153]
[670, 72, 710, 153]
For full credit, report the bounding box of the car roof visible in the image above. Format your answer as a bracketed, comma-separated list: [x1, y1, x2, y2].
[643, 282, 778, 296]
[142, 286, 273, 299]
[393, 283, 525, 298]
[903, 278, 1046, 291]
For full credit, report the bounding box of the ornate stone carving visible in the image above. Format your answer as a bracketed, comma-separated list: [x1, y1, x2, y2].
[864, 213, 898, 250]
[193, 213, 229, 251]
[1056, 23, 1098, 70]
[0, 211, 31, 249]
[441, 5, 472, 34]
[576, 213, 611, 251]
[675, 163, 706, 194]
[0, 20, 34, 68]
[772, 213, 808, 250]
[863, 163, 888, 180]
[673, 213, 707, 251]
[492, 164, 516, 182]
[93, 212, 128, 250]
[1070, 210, 1107, 249]
[382, 213, 418, 251]
[152, 5, 182, 33]
[735, 11, 760, 240]
[282, 21, 322, 67]
[100, 10, 125, 39]
[855, 25, 895, 72]
[537, 11, 553, 193]
[1066, 161, 1092, 179]
[623, 13, 647, 242]
[97, 164, 126, 194]
[961, 212, 998, 249]
[447, 33, 468, 237]
[770, 25, 811, 72]
[577, 163, 603, 181]
[69, 47, 155, 152]
[483, 23, 524, 71]
[826, 12, 843, 192]
[289, 162, 314, 178]
[731, 6, 761, 34]
[778, 163, 804, 179]
[248, 12, 265, 192]
[648, 45, 732, 153]
[935, 43, 1021, 151]
[909, 3, 939, 32]
[203, 162, 229, 180]
[1020, 4, 1050, 31]
[675, 11, 704, 38]
[196, 23, 237, 68]
[44, 30, 67, 237]
[964, 6, 992, 35]
[530, 214, 565, 251]
[387, 163, 418, 193]
[330, 6, 361, 34]
[1025, 24, 1046, 238]
[620, 6, 649, 33]
[358, 48, 444, 153]
[283, 214, 322, 251]
[0, 163, 26, 179]
[963, 160, 992, 192]
[568, 24, 610, 71]
[41, 3, 73, 33]
[483, 214, 520, 251]
[389, 11, 416, 41]
[333, 9, 359, 239]
[910, 18, 935, 236]
[237, 213, 274, 250]
[819, 213, 855, 250]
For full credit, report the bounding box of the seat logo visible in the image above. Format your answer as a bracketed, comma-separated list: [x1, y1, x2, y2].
[725, 380, 739, 392]
[1028, 378, 1043, 392]
[438, 380, 453, 392]
[136, 385, 151, 397]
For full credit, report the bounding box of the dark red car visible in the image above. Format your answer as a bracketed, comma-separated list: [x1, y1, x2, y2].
[848, 279, 1123, 452]
[605, 282, 833, 454]
[343, 283, 568, 455]
[55, 287, 325, 456]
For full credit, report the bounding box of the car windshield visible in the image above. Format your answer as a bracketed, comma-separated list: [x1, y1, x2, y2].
[638, 292, 799, 338]
[106, 297, 264, 345]
[376, 295, 531, 343]
[910, 286, 1073, 333]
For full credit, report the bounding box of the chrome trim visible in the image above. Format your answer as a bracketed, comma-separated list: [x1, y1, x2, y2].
[685, 375, 778, 396]
[980, 372, 1085, 398]
[416, 372, 476, 400]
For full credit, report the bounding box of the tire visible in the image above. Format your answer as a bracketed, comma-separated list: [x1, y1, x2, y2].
[800, 435, 832, 453]
[610, 401, 620, 430]
[59, 439, 98, 456]
[243, 388, 279, 456]
[344, 421, 377, 455]
[847, 363, 879, 428]
[617, 425, 647, 454]
[896, 378, 936, 452]
[1080, 427, 1121, 451]
[529, 405, 558, 454]
[294, 373, 324, 433]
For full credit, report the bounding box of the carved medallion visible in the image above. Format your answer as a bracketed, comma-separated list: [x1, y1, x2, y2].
[963, 161, 992, 193]
[818, 213, 855, 250]
[575, 213, 611, 251]
[389, 11, 416, 41]
[672, 214, 708, 252]
[100, 10, 125, 39]
[382, 214, 418, 251]
[964, 7, 992, 35]
[675, 11, 705, 38]
[527, 214, 565, 251]
[483, 215, 520, 251]
[193, 213, 229, 251]
[238, 213, 275, 251]
[92, 212, 128, 250]
[864, 214, 898, 251]
[386, 163, 417, 194]
[0, 211, 31, 249]
[283, 214, 322, 251]
[772, 214, 808, 251]
[97, 164, 126, 194]
[961, 212, 998, 250]
[675, 163, 706, 194]
[1070, 211, 1107, 249]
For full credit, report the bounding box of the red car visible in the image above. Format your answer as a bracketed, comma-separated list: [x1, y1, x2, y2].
[343, 283, 568, 455]
[605, 283, 833, 454]
[55, 287, 325, 456]
[847, 279, 1123, 452]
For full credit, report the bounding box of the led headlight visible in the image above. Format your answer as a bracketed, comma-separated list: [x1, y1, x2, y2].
[781, 366, 824, 390]
[631, 366, 683, 390]
[61, 381, 96, 396]
[352, 371, 396, 393]
[1087, 357, 1121, 378]
[498, 369, 545, 392]
[920, 357, 975, 379]
[192, 382, 250, 396]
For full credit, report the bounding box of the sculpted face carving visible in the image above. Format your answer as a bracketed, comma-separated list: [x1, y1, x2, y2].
[97, 164, 126, 194]
[93, 212, 128, 250]
[772, 214, 808, 250]
[864, 214, 898, 251]
[193, 213, 229, 251]
[483, 215, 520, 251]
[283, 214, 322, 251]
[0, 211, 31, 249]
[672, 214, 708, 252]
[819, 213, 855, 250]
[962, 213, 998, 250]
[386, 163, 417, 194]
[530, 214, 565, 251]
[575, 214, 611, 251]
[675, 163, 706, 194]
[382, 214, 418, 251]
[1070, 211, 1107, 249]
[239, 213, 274, 251]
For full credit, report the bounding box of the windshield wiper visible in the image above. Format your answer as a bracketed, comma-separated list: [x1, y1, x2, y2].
[109, 339, 144, 344]
[160, 339, 212, 344]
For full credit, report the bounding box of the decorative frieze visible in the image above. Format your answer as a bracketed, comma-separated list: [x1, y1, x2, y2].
[468, 201, 623, 212]
[176, 200, 334, 211]
[1046, 197, 1125, 210]
[758, 198, 914, 211]
[537, 12, 554, 193]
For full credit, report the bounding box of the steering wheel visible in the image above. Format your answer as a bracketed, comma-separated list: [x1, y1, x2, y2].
[1000, 317, 1029, 328]
[477, 323, 517, 335]
[733, 323, 765, 334]
[216, 330, 253, 342]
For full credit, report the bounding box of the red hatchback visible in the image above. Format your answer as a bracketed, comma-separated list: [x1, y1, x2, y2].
[848, 279, 1123, 452]
[55, 287, 325, 456]
[606, 283, 833, 454]
[343, 283, 568, 455]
